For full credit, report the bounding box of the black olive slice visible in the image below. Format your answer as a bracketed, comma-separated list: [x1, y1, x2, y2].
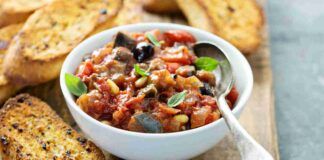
[133, 42, 154, 62]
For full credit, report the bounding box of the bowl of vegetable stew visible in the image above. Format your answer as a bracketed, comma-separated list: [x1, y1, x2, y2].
[60, 23, 253, 160]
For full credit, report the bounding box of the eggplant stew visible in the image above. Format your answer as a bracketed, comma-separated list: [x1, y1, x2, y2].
[66, 29, 239, 133]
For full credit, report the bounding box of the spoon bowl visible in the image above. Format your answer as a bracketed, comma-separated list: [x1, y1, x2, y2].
[193, 42, 234, 97]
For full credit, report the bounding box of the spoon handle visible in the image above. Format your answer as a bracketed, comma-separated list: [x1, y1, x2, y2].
[217, 95, 274, 160]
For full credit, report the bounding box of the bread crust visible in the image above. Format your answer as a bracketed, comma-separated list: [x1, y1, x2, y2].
[0, 94, 105, 160]
[176, 0, 264, 54]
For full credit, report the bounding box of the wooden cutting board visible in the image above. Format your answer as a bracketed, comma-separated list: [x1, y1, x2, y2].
[23, 0, 280, 159]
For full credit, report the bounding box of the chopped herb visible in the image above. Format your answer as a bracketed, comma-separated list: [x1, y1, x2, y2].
[134, 64, 150, 77]
[134, 113, 163, 133]
[65, 73, 87, 97]
[146, 33, 161, 47]
[167, 91, 187, 108]
[194, 57, 219, 71]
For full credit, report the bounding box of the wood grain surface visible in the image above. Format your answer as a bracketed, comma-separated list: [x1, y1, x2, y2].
[22, 0, 280, 159]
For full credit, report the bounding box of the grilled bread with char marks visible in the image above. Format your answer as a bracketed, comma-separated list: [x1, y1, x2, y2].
[3, 0, 121, 87]
[0, 94, 105, 160]
[176, 0, 264, 54]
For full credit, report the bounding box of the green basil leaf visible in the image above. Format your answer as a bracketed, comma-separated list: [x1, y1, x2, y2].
[167, 91, 187, 108]
[194, 57, 219, 71]
[65, 73, 87, 97]
[146, 33, 161, 47]
[134, 64, 150, 77]
[134, 113, 163, 133]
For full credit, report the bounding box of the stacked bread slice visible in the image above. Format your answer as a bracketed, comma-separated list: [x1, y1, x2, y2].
[0, 94, 105, 159]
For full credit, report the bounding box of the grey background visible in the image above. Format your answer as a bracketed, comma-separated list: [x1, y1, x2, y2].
[267, 0, 324, 159]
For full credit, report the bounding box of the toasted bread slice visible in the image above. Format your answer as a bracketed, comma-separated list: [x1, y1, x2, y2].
[3, 39, 66, 86]
[116, 0, 184, 25]
[116, 0, 150, 25]
[17, 0, 102, 60]
[0, 0, 51, 27]
[0, 23, 23, 55]
[176, 0, 264, 54]
[3, 0, 120, 86]
[0, 24, 24, 104]
[88, 0, 122, 36]
[143, 0, 180, 14]
[0, 94, 105, 159]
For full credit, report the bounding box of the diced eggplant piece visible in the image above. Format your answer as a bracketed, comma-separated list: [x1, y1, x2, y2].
[138, 84, 158, 97]
[175, 65, 196, 77]
[112, 47, 133, 62]
[127, 116, 145, 132]
[101, 60, 126, 75]
[134, 113, 163, 133]
[111, 47, 136, 74]
[196, 70, 216, 86]
[133, 42, 154, 62]
[199, 83, 214, 96]
[113, 32, 136, 50]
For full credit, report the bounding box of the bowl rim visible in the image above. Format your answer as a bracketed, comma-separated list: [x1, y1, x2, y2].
[60, 23, 253, 138]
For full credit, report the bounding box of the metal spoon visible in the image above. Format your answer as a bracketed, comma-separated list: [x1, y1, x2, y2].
[193, 42, 274, 160]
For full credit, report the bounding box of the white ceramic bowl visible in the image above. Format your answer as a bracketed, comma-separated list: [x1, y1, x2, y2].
[60, 23, 253, 160]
